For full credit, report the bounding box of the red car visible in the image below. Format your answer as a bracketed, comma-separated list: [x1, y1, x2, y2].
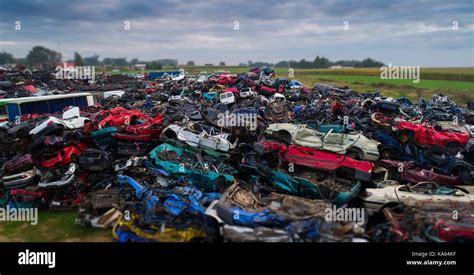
[396, 121, 469, 152]
[258, 86, 277, 94]
[436, 219, 474, 241]
[118, 114, 163, 141]
[41, 143, 89, 169]
[217, 74, 238, 86]
[379, 159, 465, 186]
[99, 109, 146, 128]
[257, 140, 374, 181]
[10, 187, 50, 202]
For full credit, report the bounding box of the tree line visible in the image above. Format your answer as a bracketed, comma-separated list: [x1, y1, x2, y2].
[0, 46, 385, 69]
[249, 56, 384, 68]
[0, 46, 178, 70]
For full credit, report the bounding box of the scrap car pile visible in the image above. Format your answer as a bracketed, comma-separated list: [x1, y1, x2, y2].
[1, 67, 474, 242]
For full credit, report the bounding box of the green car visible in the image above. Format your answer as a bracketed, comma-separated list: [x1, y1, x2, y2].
[259, 168, 361, 206]
[148, 143, 235, 192]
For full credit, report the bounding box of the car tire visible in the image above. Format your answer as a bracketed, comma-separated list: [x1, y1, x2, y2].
[161, 130, 177, 141]
[398, 130, 414, 143]
[347, 148, 363, 160]
[380, 147, 399, 159]
[273, 130, 292, 144]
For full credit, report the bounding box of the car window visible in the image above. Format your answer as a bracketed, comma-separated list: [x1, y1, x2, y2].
[452, 190, 466, 197]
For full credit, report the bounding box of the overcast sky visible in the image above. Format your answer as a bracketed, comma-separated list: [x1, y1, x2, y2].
[0, 0, 473, 66]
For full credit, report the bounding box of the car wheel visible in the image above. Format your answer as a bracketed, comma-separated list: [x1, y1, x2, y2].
[347, 148, 363, 160]
[381, 148, 399, 159]
[398, 130, 414, 143]
[381, 149, 392, 159]
[161, 130, 177, 141]
[273, 130, 292, 144]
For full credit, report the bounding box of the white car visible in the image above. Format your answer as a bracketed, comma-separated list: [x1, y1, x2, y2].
[171, 73, 185, 81]
[29, 107, 88, 136]
[265, 123, 380, 161]
[197, 75, 208, 83]
[269, 93, 286, 103]
[239, 87, 256, 98]
[359, 182, 474, 213]
[160, 123, 238, 152]
[219, 92, 236, 105]
[168, 94, 191, 103]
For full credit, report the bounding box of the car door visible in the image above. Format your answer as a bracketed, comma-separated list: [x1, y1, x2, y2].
[178, 128, 200, 148]
[198, 130, 220, 151]
[321, 130, 346, 153]
[293, 125, 323, 148]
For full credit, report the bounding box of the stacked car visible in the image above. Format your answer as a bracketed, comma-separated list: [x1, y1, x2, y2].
[0, 67, 473, 242]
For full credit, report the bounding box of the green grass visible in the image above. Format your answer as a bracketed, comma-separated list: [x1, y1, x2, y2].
[275, 73, 473, 104]
[288, 74, 473, 90]
[0, 211, 111, 242]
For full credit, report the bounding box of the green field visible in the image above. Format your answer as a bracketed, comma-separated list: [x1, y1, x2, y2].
[0, 211, 110, 242]
[281, 72, 474, 104]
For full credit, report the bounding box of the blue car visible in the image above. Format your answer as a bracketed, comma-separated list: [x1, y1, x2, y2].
[372, 131, 404, 159]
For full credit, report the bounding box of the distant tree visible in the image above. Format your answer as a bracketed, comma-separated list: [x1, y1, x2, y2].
[130, 58, 139, 65]
[219, 61, 226, 67]
[0, 52, 16, 65]
[157, 59, 178, 67]
[204, 63, 214, 67]
[74, 52, 85, 66]
[248, 60, 253, 67]
[332, 60, 359, 67]
[102, 58, 112, 65]
[145, 61, 162, 70]
[275, 61, 290, 68]
[186, 61, 195, 66]
[252, 62, 272, 67]
[101, 57, 127, 67]
[297, 59, 313, 69]
[26, 46, 62, 66]
[112, 58, 127, 67]
[238, 63, 247, 67]
[313, 55, 330, 68]
[355, 58, 384, 68]
[84, 55, 100, 66]
[15, 57, 27, 64]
